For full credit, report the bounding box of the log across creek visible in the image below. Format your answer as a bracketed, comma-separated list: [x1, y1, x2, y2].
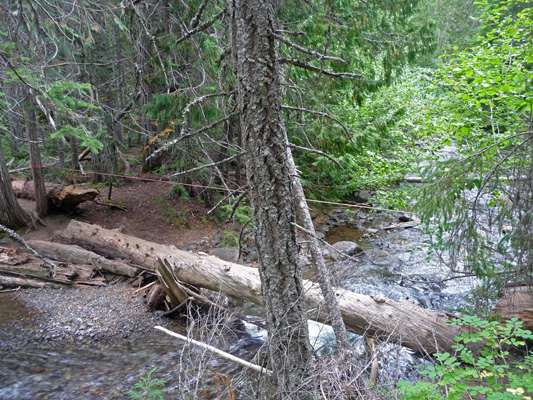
[61, 220, 463, 355]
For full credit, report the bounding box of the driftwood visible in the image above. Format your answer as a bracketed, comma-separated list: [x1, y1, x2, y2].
[11, 178, 99, 209]
[383, 220, 421, 230]
[0, 246, 107, 287]
[146, 284, 167, 309]
[493, 285, 533, 332]
[155, 325, 273, 376]
[61, 220, 465, 355]
[27, 240, 140, 277]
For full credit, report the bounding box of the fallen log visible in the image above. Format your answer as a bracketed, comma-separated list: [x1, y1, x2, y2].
[0, 275, 67, 289]
[60, 220, 463, 355]
[27, 240, 140, 277]
[11, 178, 99, 210]
[493, 285, 533, 332]
[0, 246, 106, 287]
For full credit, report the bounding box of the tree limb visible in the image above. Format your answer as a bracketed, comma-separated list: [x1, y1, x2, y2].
[273, 32, 346, 63]
[282, 105, 356, 143]
[155, 326, 273, 376]
[176, 8, 225, 46]
[147, 112, 238, 161]
[0, 223, 58, 276]
[288, 143, 344, 170]
[278, 57, 365, 79]
[169, 153, 244, 178]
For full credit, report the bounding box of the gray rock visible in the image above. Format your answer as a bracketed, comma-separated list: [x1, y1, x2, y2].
[347, 190, 372, 203]
[331, 241, 363, 260]
[365, 249, 402, 268]
[210, 247, 242, 263]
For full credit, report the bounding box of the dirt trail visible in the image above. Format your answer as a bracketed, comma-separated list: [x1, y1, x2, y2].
[16, 176, 227, 252]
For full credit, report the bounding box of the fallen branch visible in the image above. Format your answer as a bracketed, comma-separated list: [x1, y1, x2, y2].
[0, 224, 57, 275]
[154, 325, 273, 376]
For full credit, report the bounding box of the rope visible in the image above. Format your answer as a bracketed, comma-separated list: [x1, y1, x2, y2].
[29, 164, 413, 214]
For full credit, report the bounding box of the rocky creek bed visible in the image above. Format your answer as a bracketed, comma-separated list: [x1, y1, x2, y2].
[0, 208, 481, 399]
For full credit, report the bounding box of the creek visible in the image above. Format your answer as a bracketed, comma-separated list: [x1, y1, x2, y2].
[0, 209, 478, 399]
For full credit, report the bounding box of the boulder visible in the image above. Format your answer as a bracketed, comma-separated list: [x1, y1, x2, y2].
[330, 241, 363, 260]
[210, 247, 242, 263]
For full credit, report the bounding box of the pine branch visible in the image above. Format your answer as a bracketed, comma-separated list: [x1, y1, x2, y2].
[190, 0, 209, 29]
[282, 105, 356, 144]
[169, 153, 243, 178]
[288, 143, 344, 170]
[272, 32, 346, 63]
[278, 57, 365, 79]
[176, 8, 225, 46]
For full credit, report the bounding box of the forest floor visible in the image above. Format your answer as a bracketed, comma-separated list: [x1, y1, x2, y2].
[19, 171, 232, 252]
[0, 167, 243, 349]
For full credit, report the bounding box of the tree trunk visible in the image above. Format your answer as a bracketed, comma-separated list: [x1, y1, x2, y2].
[286, 149, 352, 353]
[228, 0, 314, 396]
[0, 141, 30, 229]
[59, 220, 465, 355]
[25, 107, 48, 217]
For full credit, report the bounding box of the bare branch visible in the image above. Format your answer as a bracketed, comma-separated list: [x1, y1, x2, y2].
[207, 184, 248, 215]
[278, 57, 365, 79]
[176, 8, 225, 46]
[288, 143, 344, 170]
[275, 29, 305, 36]
[147, 112, 238, 161]
[273, 32, 346, 63]
[0, 223, 58, 275]
[190, 0, 209, 29]
[155, 326, 273, 376]
[169, 153, 244, 178]
[282, 105, 356, 144]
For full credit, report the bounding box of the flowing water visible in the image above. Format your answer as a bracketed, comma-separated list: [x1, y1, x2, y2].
[0, 210, 479, 398]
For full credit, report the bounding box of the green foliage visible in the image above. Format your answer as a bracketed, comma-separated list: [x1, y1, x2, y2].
[220, 199, 252, 225]
[128, 367, 167, 400]
[371, 188, 413, 211]
[415, 0, 533, 287]
[221, 230, 240, 247]
[50, 126, 103, 154]
[296, 67, 441, 201]
[398, 317, 533, 400]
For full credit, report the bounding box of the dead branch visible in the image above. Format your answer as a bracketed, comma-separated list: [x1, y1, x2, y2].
[282, 105, 356, 144]
[273, 32, 346, 63]
[288, 143, 344, 170]
[176, 8, 226, 46]
[154, 326, 273, 376]
[278, 57, 365, 79]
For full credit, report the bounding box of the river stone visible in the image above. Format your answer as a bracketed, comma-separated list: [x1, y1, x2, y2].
[365, 249, 401, 268]
[330, 241, 363, 260]
[347, 189, 372, 203]
[210, 247, 242, 263]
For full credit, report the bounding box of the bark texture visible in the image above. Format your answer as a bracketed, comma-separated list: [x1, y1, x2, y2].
[0, 141, 30, 229]
[228, 0, 313, 396]
[25, 108, 48, 217]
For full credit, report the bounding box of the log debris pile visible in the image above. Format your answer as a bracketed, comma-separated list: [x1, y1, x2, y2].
[1, 219, 531, 356]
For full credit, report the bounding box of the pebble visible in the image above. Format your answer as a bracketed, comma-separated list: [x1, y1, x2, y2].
[0, 284, 167, 351]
